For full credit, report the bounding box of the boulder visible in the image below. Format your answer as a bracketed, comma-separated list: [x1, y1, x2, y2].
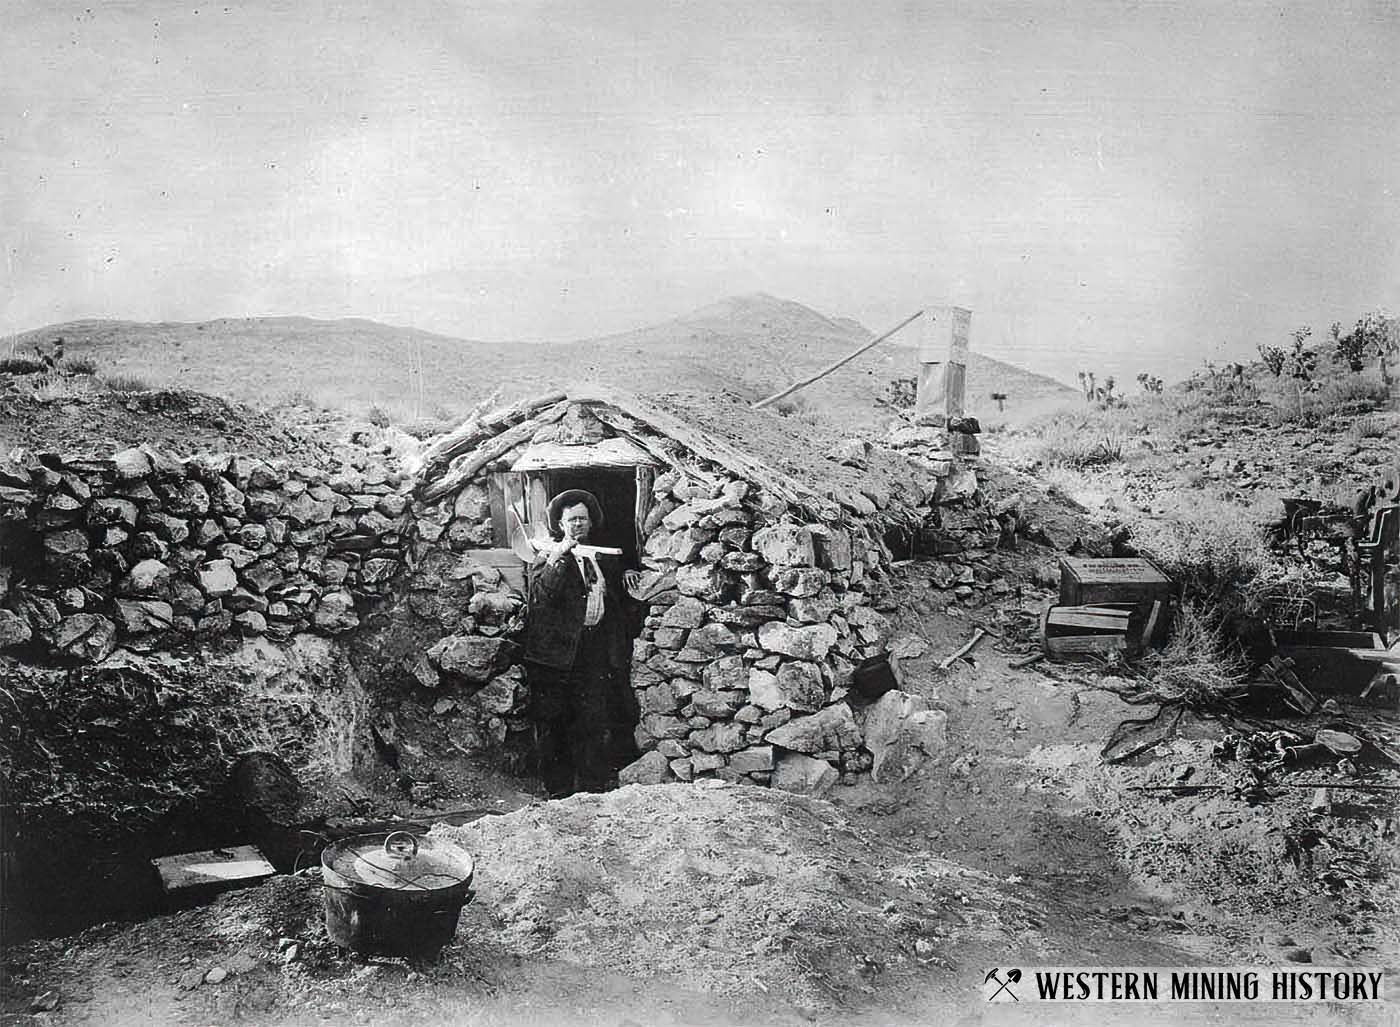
[674, 562, 735, 602]
[825, 439, 870, 468]
[770, 752, 838, 797]
[774, 661, 825, 712]
[788, 595, 837, 624]
[702, 654, 747, 691]
[757, 621, 837, 661]
[707, 604, 785, 628]
[935, 465, 979, 503]
[0, 609, 32, 648]
[641, 680, 685, 715]
[453, 484, 491, 520]
[161, 480, 211, 517]
[241, 561, 283, 594]
[858, 690, 949, 784]
[720, 551, 765, 573]
[43, 529, 89, 556]
[426, 634, 518, 684]
[234, 611, 268, 634]
[50, 613, 115, 661]
[286, 493, 335, 526]
[245, 490, 285, 519]
[659, 597, 706, 629]
[765, 702, 861, 754]
[312, 591, 360, 634]
[689, 721, 745, 753]
[113, 446, 152, 479]
[114, 598, 175, 634]
[199, 559, 238, 598]
[119, 559, 171, 596]
[681, 623, 741, 657]
[88, 497, 139, 527]
[690, 752, 726, 773]
[751, 524, 815, 568]
[687, 690, 745, 718]
[808, 526, 852, 572]
[618, 750, 672, 786]
[886, 425, 943, 448]
[729, 745, 775, 775]
[770, 567, 828, 597]
[469, 668, 525, 713]
[144, 511, 191, 543]
[640, 713, 690, 740]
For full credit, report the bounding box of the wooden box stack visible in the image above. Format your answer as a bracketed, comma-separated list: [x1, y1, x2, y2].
[1042, 557, 1172, 660]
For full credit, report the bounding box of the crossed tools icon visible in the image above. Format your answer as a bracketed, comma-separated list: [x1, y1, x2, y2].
[985, 968, 1022, 1001]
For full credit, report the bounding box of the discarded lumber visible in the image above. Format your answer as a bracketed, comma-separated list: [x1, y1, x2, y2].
[1260, 655, 1319, 714]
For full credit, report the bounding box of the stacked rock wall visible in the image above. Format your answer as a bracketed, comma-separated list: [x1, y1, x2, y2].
[624, 467, 893, 786]
[0, 443, 411, 663]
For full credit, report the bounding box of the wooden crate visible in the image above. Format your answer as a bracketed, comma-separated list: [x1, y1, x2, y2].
[1059, 557, 1171, 607]
[1041, 603, 1136, 660]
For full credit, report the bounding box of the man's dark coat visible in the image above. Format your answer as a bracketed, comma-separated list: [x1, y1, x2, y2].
[523, 551, 630, 671]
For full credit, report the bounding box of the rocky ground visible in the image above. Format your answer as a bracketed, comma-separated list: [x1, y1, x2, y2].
[4, 376, 1400, 1025]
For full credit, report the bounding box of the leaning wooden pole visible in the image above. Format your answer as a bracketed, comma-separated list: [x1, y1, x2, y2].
[752, 309, 924, 410]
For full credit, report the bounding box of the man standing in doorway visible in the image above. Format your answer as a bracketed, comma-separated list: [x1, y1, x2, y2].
[523, 490, 639, 797]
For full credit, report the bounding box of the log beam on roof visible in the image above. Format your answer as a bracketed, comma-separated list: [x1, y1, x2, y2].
[419, 390, 567, 480]
[573, 387, 843, 517]
[420, 401, 570, 501]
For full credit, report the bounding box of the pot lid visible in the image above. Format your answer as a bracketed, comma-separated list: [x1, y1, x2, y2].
[324, 831, 474, 892]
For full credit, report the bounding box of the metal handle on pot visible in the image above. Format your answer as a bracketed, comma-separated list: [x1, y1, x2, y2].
[384, 831, 420, 859]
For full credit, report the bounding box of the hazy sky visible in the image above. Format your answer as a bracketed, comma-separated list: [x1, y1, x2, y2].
[3, 0, 1397, 383]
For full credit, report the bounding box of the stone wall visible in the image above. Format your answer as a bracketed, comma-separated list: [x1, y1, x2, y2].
[0, 443, 411, 662]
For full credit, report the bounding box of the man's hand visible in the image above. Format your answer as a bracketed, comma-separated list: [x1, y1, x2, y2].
[623, 569, 642, 594]
[547, 536, 578, 565]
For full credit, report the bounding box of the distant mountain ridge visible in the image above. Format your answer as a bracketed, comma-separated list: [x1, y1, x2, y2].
[11, 295, 1075, 428]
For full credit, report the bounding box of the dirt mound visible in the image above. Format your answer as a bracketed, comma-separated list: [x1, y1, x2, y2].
[433, 781, 1025, 1007]
[0, 374, 341, 461]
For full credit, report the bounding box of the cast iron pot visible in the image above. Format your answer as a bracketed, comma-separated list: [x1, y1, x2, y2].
[321, 830, 475, 957]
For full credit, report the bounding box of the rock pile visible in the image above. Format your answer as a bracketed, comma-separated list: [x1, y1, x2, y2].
[0, 442, 410, 661]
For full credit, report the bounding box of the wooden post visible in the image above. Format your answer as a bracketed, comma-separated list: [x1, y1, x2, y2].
[914, 306, 972, 428]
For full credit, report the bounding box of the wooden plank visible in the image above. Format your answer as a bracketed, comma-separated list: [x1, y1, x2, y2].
[1140, 600, 1163, 650]
[634, 464, 655, 558]
[1044, 634, 1128, 658]
[471, 547, 528, 593]
[510, 437, 660, 471]
[527, 475, 550, 532]
[487, 473, 508, 547]
[913, 362, 943, 424]
[1046, 609, 1132, 633]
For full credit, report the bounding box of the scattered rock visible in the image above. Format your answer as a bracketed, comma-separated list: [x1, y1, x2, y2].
[619, 751, 672, 785]
[771, 752, 838, 796]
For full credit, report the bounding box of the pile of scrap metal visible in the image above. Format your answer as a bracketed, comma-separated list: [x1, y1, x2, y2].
[1040, 556, 1172, 660]
[1267, 466, 1400, 638]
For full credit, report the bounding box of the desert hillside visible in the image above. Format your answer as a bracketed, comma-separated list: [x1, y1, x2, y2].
[8, 295, 1075, 428]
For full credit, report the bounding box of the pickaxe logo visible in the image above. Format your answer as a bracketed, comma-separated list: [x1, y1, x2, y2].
[984, 968, 1022, 1001]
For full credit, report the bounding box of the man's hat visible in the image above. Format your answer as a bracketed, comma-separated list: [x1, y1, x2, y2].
[547, 489, 604, 536]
